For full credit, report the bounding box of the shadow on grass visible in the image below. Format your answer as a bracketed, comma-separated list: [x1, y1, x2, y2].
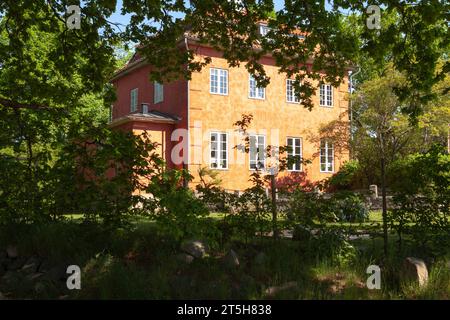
[0, 218, 448, 300]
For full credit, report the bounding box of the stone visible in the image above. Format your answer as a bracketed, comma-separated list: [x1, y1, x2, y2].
[369, 185, 378, 199]
[21, 257, 41, 274]
[181, 240, 207, 259]
[403, 257, 429, 287]
[224, 249, 240, 268]
[26, 272, 45, 281]
[176, 253, 194, 264]
[264, 281, 298, 298]
[6, 245, 18, 259]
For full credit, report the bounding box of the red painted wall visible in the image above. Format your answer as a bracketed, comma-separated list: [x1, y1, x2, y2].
[111, 64, 188, 132]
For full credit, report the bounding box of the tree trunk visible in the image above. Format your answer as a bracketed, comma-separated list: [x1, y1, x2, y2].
[380, 156, 389, 256]
[270, 174, 278, 239]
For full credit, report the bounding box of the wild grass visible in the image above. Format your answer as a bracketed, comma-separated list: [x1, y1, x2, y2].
[0, 217, 448, 300]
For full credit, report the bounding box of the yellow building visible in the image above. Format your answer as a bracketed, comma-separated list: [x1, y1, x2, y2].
[110, 33, 350, 191]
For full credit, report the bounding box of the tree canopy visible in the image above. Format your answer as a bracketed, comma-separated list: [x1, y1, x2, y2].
[0, 0, 448, 117]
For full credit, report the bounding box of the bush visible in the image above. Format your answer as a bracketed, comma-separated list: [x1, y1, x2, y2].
[329, 191, 370, 223]
[310, 229, 358, 266]
[226, 172, 272, 242]
[326, 160, 361, 191]
[287, 189, 338, 226]
[145, 169, 209, 242]
[287, 189, 368, 225]
[389, 144, 450, 256]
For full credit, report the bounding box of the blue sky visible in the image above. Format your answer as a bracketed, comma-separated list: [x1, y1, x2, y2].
[108, 0, 314, 27]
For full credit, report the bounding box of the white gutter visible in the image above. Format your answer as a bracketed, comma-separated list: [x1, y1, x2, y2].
[349, 66, 361, 144]
[185, 36, 191, 172]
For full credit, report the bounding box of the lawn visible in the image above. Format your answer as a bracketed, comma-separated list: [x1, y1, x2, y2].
[0, 216, 448, 300]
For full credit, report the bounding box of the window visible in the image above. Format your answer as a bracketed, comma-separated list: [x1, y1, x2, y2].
[320, 84, 333, 107]
[259, 24, 271, 37]
[320, 140, 334, 172]
[287, 137, 302, 171]
[210, 132, 228, 169]
[249, 74, 265, 99]
[210, 68, 228, 95]
[154, 82, 163, 104]
[130, 88, 138, 112]
[249, 134, 265, 170]
[286, 79, 300, 103]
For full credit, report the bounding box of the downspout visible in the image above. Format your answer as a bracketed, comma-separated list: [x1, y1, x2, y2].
[184, 36, 190, 188]
[349, 66, 361, 158]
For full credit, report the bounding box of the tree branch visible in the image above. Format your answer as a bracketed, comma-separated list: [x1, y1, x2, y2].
[0, 98, 50, 110]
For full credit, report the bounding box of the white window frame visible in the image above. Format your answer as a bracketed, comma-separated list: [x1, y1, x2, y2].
[320, 84, 333, 107]
[286, 79, 300, 104]
[130, 88, 138, 112]
[320, 140, 334, 173]
[259, 24, 271, 37]
[210, 68, 228, 95]
[154, 81, 164, 104]
[286, 137, 302, 172]
[248, 74, 265, 100]
[249, 134, 266, 170]
[210, 132, 228, 170]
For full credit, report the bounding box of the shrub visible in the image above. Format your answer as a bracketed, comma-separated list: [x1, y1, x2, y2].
[389, 144, 450, 256]
[326, 160, 361, 191]
[310, 229, 358, 266]
[287, 189, 369, 226]
[329, 191, 370, 223]
[226, 171, 272, 242]
[145, 169, 209, 242]
[195, 167, 235, 212]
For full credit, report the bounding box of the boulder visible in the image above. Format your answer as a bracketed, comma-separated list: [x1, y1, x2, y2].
[21, 257, 41, 274]
[181, 240, 207, 259]
[403, 257, 429, 287]
[175, 253, 194, 264]
[264, 281, 298, 298]
[224, 249, 240, 268]
[26, 272, 45, 282]
[6, 245, 18, 259]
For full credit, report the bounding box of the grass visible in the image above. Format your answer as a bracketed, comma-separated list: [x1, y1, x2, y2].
[1, 217, 448, 300]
